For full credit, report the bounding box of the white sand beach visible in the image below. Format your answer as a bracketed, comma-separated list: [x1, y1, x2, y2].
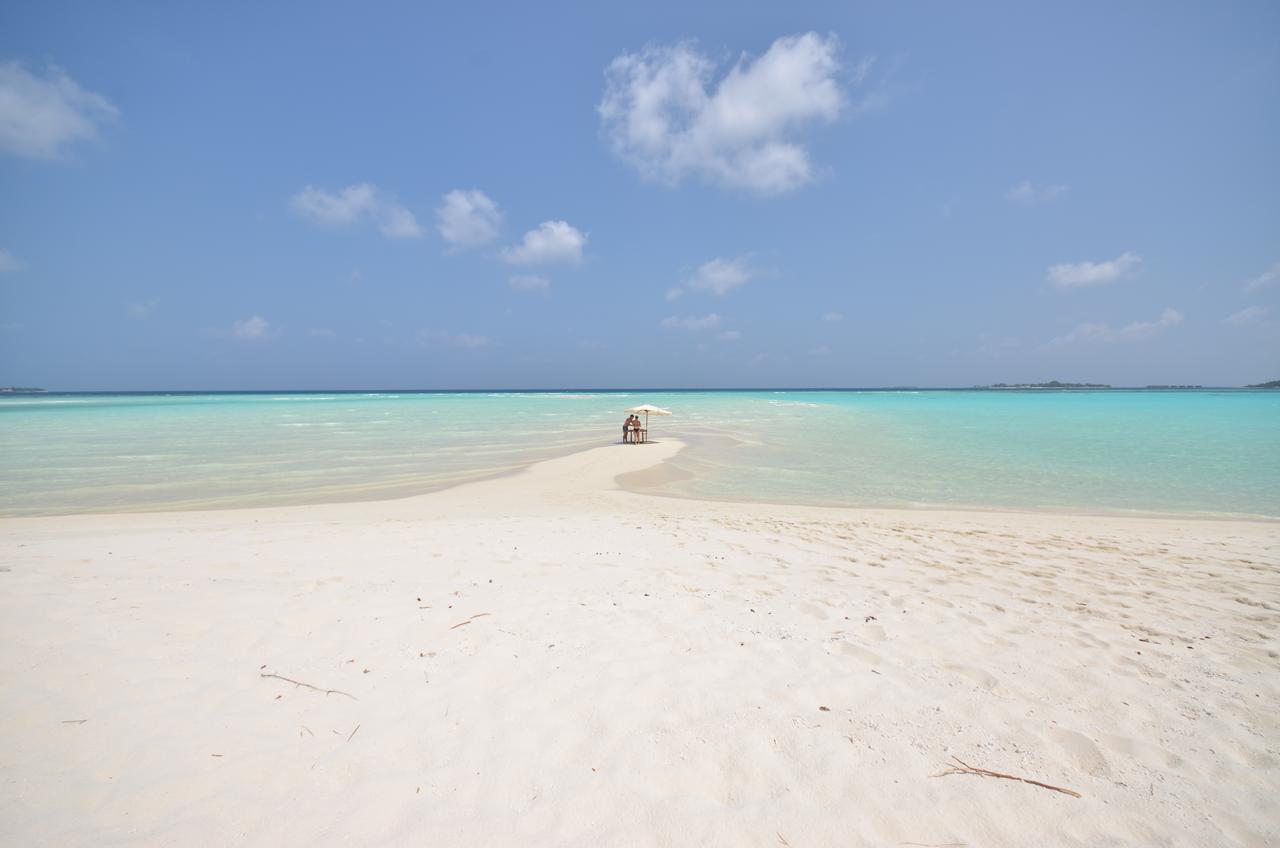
[1, 440, 1277, 847]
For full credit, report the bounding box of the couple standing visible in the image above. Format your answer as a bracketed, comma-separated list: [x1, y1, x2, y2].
[622, 414, 645, 444]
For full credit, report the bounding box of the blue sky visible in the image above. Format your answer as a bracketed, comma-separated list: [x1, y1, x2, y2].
[1, 1, 1277, 389]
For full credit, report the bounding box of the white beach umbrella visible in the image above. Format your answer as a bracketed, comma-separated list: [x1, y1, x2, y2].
[625, 403, 672, 434]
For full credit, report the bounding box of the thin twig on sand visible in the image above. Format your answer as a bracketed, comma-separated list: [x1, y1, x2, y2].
[346, 724, 361, 743]
[449, 612, 492, 630]
[259, 672, 357, 700]
[932, 756, 1081, 798]
[60, 719, 88, 725]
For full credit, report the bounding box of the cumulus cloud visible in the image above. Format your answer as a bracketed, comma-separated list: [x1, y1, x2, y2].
[509, 274, 550, 293]
[1005, 180, 1068, 205]
[0, 61, 118, 159]
[598, 32, 848, 194]
[664, 286, 684, 301]
[231, 315, 274, 341]
[0, 247, 23, 272]
[418, 329, 490, 349]
[661, 313, 721, 330]
[436, 189, 502, 248]
[822, 310, 843, 322]
[716, 330, 741, 341]
[1047, 307, 1182, 347]
[1046, 251, 1141, 289]
[1225, 305, 1269, 325]
[686, 255, 755, 295]
[1243, 261, 1280, 293]
[290, 183, 423, 238]
[501, 221, 586, 265]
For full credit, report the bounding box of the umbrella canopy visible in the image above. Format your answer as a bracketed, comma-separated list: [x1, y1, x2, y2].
[625, 404, 672, 417]
[625, 404, 672, 435]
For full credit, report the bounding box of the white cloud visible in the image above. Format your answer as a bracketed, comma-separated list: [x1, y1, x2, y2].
[808, 345, 832, 356]
[0, 248, 23, 272]
[418, 329, 490, 348]
[1225, 305, 1269, 325]
[687, 255, 754, 295]
[716, 330, 741, 341]
[0, 61, 118, 159]
[500, 220, 586, 265]
[1243, 261, 1280, 293]
[1005, 180, 1068, 205]
[822, 310, 843, 322]
[664, 286, 684, 301]
[308, 327, 337, 338]
[127, 300, 157, 318]
[661, 313, 721, 330]
[231, 315, 274, 341]
[290, 183, 423, 238]
[436, 189, 502, 248]
[599, 32, 848, 194]
[1047, 307, 1182, 347]
[1118, 308, 1183, 341]
[1046, 251, 1141, 289]
[509, 274, 550, 293]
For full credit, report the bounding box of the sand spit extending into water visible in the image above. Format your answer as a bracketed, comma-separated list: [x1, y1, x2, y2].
[1, 440, 1277, 846]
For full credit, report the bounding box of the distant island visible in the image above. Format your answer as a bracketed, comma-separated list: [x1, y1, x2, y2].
[981, 381, 1111, 389]
[0, 387, 46, 393]
[1145, 385, 1204, 389]
[1246, 379, 1280, 389]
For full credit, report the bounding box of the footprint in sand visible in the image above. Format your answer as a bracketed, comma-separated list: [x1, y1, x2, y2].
[1048, 727, 1112, 777]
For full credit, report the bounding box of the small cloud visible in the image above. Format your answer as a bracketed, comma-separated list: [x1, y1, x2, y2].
[509, 274, 550, 293]
[417, 329, 490, 348]
[1047, 251, 1141, 290]
[290, 183, 423, 239]
[0, 61, 119, 159]
[1224, 305, 1269, 325]
[1006, 180, 1068, 205]
[664, 287, 684, 301]
[231, 315, 275, 341]
[661, 313, 721, 330]
[0, 248, 24, 272]
[716, 330, 741, 341]
[501, 220, 586, 265]
[1047, 307, 1182, 347]
[308, 327, 337, 338]
[687, 255, 754, 295]
[1243, 261, 1280, 293]
[436, 189, 502, 249]
[127, 300, 157, 318]
[598, 33, 850, 194]
[808, 345, 832, 356]
[822, 310, 843, 322]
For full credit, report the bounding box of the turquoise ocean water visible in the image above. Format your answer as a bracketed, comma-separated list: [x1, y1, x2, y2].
[1, 390, 1277, 518]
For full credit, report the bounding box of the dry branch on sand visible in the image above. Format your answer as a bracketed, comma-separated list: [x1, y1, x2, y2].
[932, 756, 1081, 797]
[259, 672, 357, 700]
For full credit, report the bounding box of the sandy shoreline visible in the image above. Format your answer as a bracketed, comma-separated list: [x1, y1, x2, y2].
[1, 440, 1277, 846]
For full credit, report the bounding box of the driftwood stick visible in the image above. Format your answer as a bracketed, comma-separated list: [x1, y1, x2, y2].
[933, 756, 1081, 798]
[449, 612, 492, 630]
[260, 672, 357, 701]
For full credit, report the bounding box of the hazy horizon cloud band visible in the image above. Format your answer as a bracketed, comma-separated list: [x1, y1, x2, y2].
[2, 389, 1276, 519]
